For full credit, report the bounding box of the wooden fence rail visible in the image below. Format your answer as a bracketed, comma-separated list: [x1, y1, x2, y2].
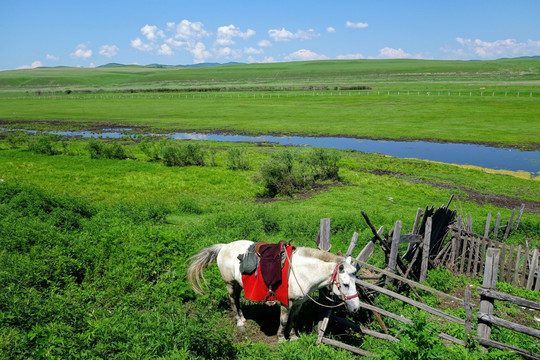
[469, 248, 540, 360]
[439, 222, 539, 291]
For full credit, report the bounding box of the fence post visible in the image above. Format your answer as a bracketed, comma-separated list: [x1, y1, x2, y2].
[420, 217, 432, 282]
[503, 209, 516, 241]
[493, 213, 501, 239]
[477, 248, 500, 341]
[515, 204, 525, 230]
[464, 284, 473, 346]
[526, 249, 538, 290]
[484, 213, 491, 239]
[319, 218, 331, 251]
[386, 221, 402, 285]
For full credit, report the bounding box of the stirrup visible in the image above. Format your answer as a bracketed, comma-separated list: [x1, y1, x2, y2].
[264, 290, 277, 306]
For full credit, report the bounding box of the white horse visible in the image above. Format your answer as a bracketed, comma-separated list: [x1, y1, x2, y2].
[187, 240, 361, 341]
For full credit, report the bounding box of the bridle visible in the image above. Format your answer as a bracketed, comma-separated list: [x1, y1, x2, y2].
[328, 263, 359, 301]
[286, 248, 359, 308]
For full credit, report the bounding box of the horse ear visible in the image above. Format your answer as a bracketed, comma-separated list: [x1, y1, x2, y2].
[345, 256, 352, 264]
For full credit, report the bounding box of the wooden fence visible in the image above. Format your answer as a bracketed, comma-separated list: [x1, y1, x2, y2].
[315, 217, 540, 358]
[433, 213, 539, 291]
[468, 248, 540, 359]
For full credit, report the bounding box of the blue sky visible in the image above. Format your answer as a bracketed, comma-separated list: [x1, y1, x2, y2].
[2, 0, 540, 70]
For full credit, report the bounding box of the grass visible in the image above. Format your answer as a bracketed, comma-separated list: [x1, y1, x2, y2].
[1, 91, 539, 149]
[1, 136, 539, 359]
[1, 58, 539, 358]
[1, 58, 539, 149]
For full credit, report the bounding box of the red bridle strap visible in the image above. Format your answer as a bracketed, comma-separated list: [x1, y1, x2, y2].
[329, 264, 359, 301]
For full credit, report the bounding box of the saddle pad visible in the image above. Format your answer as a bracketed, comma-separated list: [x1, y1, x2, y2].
[241, 245, 293, 306]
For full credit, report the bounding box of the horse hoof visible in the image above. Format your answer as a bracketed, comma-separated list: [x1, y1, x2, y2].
[289, 334, 299, 341]
[278, 337, 286, 343]
[237, 325, 246, 331]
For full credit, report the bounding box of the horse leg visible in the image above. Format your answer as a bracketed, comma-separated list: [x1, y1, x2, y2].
[287, 302, 304, 341]
[226, 282, 246, 329]
[277, 304, 291, 342]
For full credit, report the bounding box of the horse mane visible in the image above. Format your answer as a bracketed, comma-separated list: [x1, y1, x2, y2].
[295, 246, 344, 263]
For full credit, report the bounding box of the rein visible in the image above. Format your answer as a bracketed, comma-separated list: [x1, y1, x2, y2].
[286, 250, 357, 309]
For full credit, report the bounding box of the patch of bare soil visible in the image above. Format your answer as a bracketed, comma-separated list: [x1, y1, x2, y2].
[369, 170, 540, 213]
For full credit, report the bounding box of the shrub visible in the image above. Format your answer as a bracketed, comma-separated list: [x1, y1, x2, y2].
[6, 132, 29, 149]
[259, 150, 297, 197]
[28, 135, 61, 155]
[87, 140, 128, 160]
[161, 142, 205, 167]
[258, 148, 341, 197]
[307, 147, 340, 181]
[226, 148, 251, 170]
[138, 137, 163, 161]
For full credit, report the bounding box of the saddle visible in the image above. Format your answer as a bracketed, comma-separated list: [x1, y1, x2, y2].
[238, 241, 292, 305]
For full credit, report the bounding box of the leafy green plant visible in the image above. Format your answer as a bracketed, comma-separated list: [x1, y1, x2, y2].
[28, 135, 60, 155]
[226, 148, 251, 170]
[87, 140, 128, 159]
[258, 148, 341, 197]
[161, 142, 205, 167]
[381, 312, 447, 359]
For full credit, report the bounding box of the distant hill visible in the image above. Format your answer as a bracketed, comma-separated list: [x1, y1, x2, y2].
[98, 62, 244, 69]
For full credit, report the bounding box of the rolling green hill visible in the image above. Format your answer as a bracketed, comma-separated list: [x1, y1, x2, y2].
[1, 58, 539, 91]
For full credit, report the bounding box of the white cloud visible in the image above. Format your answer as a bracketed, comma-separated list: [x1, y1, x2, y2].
[295, 29, 320, 41]
[377, 47, 411, 59]
[157, 44, 173, 56]
[70, 44, 92, 60]
[445, 37, 540, 59]
[337, 53, 365, 59]
[346, 21, 369, 29]
[248, 56, 275, 63]
[268, 27, 320, 42]
[285, 49, 328, 61]
[215, 24, 255, 46]
[131, 37, 155, 52]
[167, 20, 209, 41]
[258, 39, 272, 47]
[46, 54, 59, 61]
[215, 46, 242, 58]
[16, 60, 43, 70]
[99, 45, 119, 57]
[244, 47, 264, 55]
[190, 42, 212, 63]
[327, 27, 336, 33]
[141, 24, 165, 41]
[269, 28, 294, 42]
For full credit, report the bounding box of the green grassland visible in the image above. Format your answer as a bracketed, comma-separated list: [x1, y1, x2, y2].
[1, 135, 539, 359]
[1, 59, 540, 358]
[1, 58, 539, 149]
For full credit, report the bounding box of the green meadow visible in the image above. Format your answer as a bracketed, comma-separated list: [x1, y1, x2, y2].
[1, 59, 539, 359]
[1, 58, 539, 149]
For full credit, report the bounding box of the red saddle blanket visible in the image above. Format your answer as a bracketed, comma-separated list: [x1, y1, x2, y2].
[241, 245, 294, 306]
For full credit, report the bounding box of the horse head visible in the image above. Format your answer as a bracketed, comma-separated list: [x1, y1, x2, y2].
[330, 258, 361, 313]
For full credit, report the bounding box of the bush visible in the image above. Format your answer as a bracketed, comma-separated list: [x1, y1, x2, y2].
[87, 140, 128, 160]
[307, 147, 340, 181]
[259, 150, 298, 197]
[6, 132, 28, 149]
[28, 135, 61, 155]
[258, 148, 341, 197]
[226, 148, 251, 170]
[161, 142, 205, 167]
[138, 137, 163, 161]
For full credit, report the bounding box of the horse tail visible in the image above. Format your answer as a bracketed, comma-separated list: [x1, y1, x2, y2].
[187, 244, 225, 295]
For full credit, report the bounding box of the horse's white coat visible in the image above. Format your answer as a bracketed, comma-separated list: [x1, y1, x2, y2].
[188, 240, 361, 341]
